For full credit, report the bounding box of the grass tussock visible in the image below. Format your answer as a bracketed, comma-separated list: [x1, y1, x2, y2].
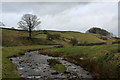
[48, 59, 67, 72]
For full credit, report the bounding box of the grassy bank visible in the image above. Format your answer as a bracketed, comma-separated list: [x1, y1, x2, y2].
[39, 44, 120, 79]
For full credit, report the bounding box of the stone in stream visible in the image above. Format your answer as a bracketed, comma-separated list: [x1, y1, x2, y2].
[64, 70, 71, 74]
[18, 67, 23, 70]
[71, 75, 78, 78]
[87, 72, 89, 75]
[27, 76, 34, 78]
[68, 64, 71, 66]
[34, 69, 39, 72]
[28, 64, 32, 67]
[35, 63, 38, 66]
[44, 67, 47, 69]
[43, 71, 46, 72]
[32, 67, 35, 69]
[21, 75, 24, 78]
[51, 71, 59, 75]
[24, 71, 27, 73]
[9, 58, 13, 61]
[72, 69, 77, 72]
[35, 76, 41, 78]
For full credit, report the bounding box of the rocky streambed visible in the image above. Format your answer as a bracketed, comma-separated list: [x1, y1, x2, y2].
[10, 51, 93, 80]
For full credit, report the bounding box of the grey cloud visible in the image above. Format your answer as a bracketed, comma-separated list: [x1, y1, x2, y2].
[2, 2, 118, 36]
[2, 2, 89, 16]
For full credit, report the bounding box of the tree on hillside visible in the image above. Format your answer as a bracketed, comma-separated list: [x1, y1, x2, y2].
[86, 27, 112, 37]
[18, 14, 41, 39]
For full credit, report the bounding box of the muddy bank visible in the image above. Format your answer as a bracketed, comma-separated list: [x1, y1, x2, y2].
[10, 51, 93, 80]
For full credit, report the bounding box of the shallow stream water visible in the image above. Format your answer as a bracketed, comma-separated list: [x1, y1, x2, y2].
[10, 51, 93, 80]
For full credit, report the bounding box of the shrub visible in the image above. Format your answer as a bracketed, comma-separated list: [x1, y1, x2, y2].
[70, 38, 78, 46]
[43, 30, 48, 34]
[100, 37, 107, 40]
[83, 41, 88, 45]
[46, 33, 61, 41]
[54, 34, 60, 39]
[47, 33, 53, 41]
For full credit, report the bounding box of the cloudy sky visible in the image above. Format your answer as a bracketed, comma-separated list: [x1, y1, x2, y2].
[1, 2, 118, 36]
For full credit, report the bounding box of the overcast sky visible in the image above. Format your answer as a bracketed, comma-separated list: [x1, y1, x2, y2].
[1, 2, 118, 36]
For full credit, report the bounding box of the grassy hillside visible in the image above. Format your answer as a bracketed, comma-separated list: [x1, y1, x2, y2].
[2, 28, 119, 79]
[2, 28, 116, 47]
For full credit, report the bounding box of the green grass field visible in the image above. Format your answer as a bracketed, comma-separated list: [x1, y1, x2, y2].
[2, 28, 120, 79]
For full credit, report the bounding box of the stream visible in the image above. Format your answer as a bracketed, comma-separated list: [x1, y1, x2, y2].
[10, 51, 93, 80]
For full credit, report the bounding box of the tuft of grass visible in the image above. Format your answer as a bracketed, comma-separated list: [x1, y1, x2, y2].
[48, 59, 66, 72]
[54, 64, 67, 72]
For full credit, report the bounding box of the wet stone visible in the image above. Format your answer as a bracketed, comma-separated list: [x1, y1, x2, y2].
[51, 71, 59, 75]
[87, 72, 89, 75]
[64, 70, 71, 74]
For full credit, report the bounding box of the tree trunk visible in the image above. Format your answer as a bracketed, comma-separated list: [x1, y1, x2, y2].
[29, 28, 31, 39]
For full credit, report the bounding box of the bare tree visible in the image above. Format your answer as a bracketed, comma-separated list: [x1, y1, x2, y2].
[18, 14, 41, 39]
[0, 21, 5, 26]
